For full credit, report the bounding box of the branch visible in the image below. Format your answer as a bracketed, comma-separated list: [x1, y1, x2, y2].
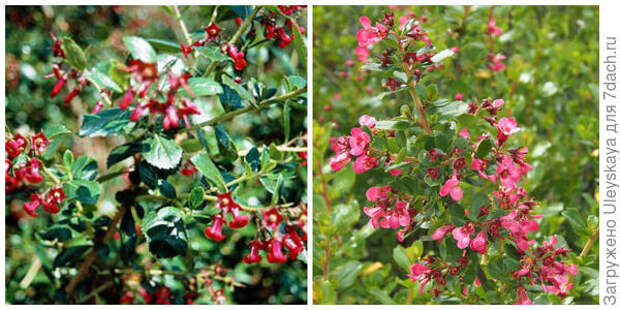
[203, 5, 263, 77]
[179, 86, 306, 133]
[65, 205, 126, 297]
[172, 5, 192, 46]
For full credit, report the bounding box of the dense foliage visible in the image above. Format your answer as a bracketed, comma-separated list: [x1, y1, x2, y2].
[313, 5, 598, 305]
[6, 5, 307, 304]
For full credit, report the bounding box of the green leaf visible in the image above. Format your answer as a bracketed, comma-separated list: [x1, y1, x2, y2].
[219, 85, 243, 111]
[147, 38, 182, 53]
[245, 147, 260, 172]
[123, 36, 157, 63]
[361, 63, 393, 71]
[214, 126, 238, 160]
[43, 123, 72, 139]
[159, 180, 177, 199]
[430, 48, 455, 63]
[433, 99, 468, 118]
[63, 179, 102, 205]
[79, 108, 136, 137]
[41, 224, 73, 241]
[142, 207, 187, 258]
[53, 245, 91, 268]
[333, 261, 362, 289]
[107, 142, 144, 168]
[469, 193, 488, 220]
[71, 155, 99, 181]
[406, 240, 424, 262]
[86, 68, 122, 93]
[222, 75, 256, 106]
[319, 280, 337, 304]
[476, 138, 493, 159]
[375, 120, 415, 130]
[143, 135, 183, 170]
[283, 102, 291, 141]
[368, 288, 396, 305]
[195, 46, 230, 62]
[393, 246, 411, 271]
[63, 150, 74, 167]
[562, 208, 587, 233]
[62, 37, 87, 70]
[271, 174, 284, 205]
[191, 153, 227, 192]
[178, 77, 223, 97]
[188, 187, 205, 209]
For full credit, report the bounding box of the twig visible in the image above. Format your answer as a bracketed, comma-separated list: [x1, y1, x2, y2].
[19, 257, 42, 289]
[172, 5, 192, 46]
[179, 86, 306, 133]
[78, 280, 115, 303]
[65, 206, 126, 296]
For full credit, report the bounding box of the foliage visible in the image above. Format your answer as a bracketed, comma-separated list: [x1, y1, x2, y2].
[5, 5, 308, 304]
[313, 5, 598, 305]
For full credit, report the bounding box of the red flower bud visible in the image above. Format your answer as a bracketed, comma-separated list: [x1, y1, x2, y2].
[64, 87, 81, 104]
[50, 78, 67, 98]
[120, 88, 136, 110]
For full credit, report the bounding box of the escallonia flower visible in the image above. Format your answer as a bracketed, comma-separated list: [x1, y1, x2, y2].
[356, 16, 388, 47]
[23, 158, 44, 184]
[266, 237, 288, 263]
[352, 153, 378, 174]
[205, 22, 221, 41]
[243, 239, 264, 264]
[262, 207, 283, 230]
[204, 213, 226, 242]
[439, 175, 463, 201]
[31, 132, 49, 154]
[349, 127, 370, 156]
[452, 221, 475, 249]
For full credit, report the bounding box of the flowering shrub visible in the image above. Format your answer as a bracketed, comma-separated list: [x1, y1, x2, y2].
[313, 6, 598, 304]
[5, 5, 307, 304]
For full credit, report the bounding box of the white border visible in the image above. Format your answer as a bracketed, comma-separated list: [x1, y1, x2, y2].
[2, 0, 618, 308]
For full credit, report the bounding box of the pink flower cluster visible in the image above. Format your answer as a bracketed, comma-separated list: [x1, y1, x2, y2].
[363, 185, 415, 241]
[329, 115, 379, 174]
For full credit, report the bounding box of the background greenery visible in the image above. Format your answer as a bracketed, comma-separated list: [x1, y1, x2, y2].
[5, 5, 307, 304]
[313, 5, 598, 304]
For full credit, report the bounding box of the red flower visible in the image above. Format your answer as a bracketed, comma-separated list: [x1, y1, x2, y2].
[31, 132, 50, 154]
[228, 207, 250, 229]
[24, 158, 44, 184]
[266, 237, 287, 263]
[205, 23, 221, 41]
[262, 207, 283, 230]
[431, 224, 455, 242]
[50, 78, 67, 98]
[204, 213, 226, 242]
[120, 88, 136, 110]
[180, 43, 194, 60]
[6, 140, 21, 158]
[23, 194, 43, 217]
[243, 239, 263, 264]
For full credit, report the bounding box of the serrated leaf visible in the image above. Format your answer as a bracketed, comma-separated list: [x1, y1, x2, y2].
[188, 187, 205, 209]
[71, 155, 99, 181]
[143, 135, 183, 170]
[219, 85, 244, 111]
[63, 179, 102, 205]
[107, 142, 144, 168]
[43, 123, 72, 139]
[375, 120, 415, 130]
[195, 46, 229, 62]
[245, 147, 260, 172]
[222, 75, 256, 105]
[333, 261, 362, 289]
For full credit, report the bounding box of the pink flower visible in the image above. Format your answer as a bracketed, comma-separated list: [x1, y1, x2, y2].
[455, 93, 464, 101]
[496, 157, 522, 189]
[363, 206, 384, 229]
[349, 128, 370, 156]
[452, 222, 475, 249]
[329, 152, 352, 171]
[470, 230, 488, 254]
[487, 17, 503, 36]
[345, 59, 355, 67]
[458, 128, 470, 140]
[356, 46, 370, 62]
[516, 286, 532, 305]
[439, 175, 463, 201]
[389, 201, 410, 228]
[353, 154, 378, 173]
[356, 16, 387, 47]
[366, 185, 392, 201]
[496, 117, 519, 142]
[488, 53, 507, 72]
[407, 263, 432, 296]
[432, 224, 455, 242]
[451, 46, 460, 53]
[358, 114, 377, 128]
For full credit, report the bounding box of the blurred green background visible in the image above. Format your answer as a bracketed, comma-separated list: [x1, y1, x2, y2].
[313, 5, 598, 304]
[5, 5, 307, 304]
